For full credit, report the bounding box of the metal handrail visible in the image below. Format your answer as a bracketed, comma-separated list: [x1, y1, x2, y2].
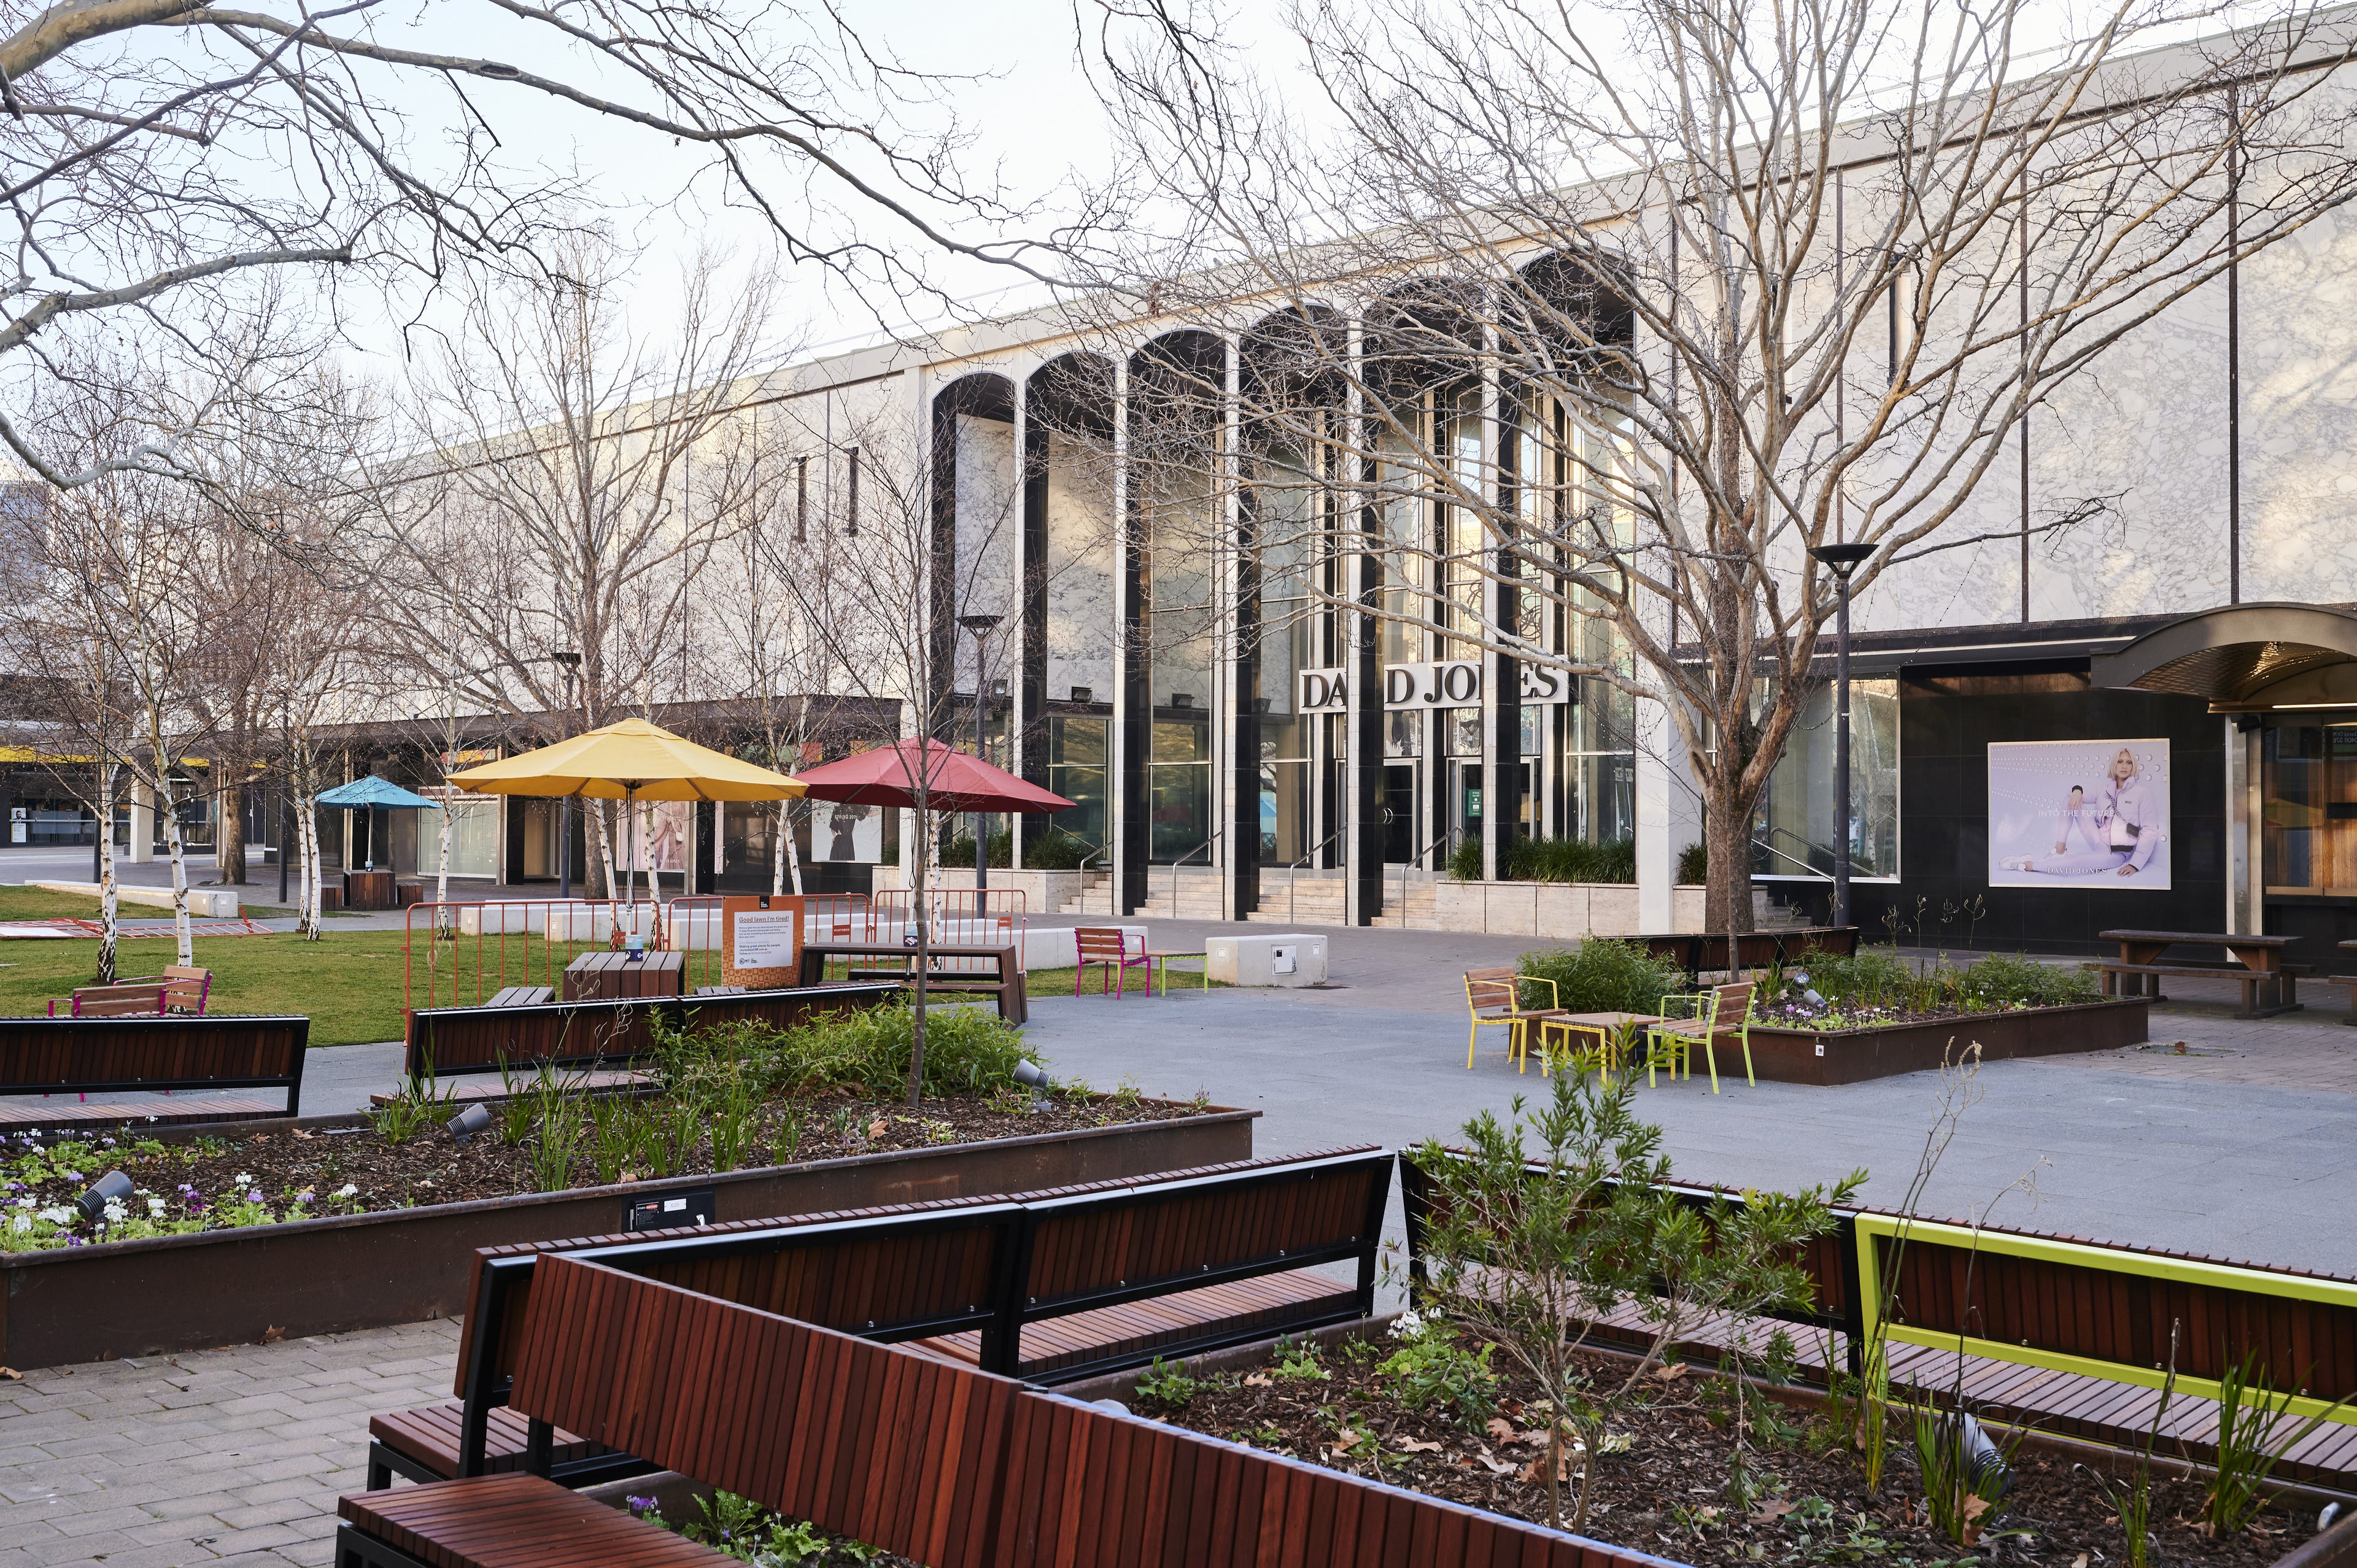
[1398, 829, 1450, 927]
[1164, 827, 1220, 916]
[1754, 826, 1836, 882]
[1282, 824, 1347, 925]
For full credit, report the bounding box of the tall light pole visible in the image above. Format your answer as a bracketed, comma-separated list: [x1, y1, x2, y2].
[956, 614, 1002, 898]
[552, 651, 581, 900]
[1808, 542, 1874, 930]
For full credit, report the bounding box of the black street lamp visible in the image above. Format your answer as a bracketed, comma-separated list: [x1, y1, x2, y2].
[1808, 542, 1875, 929]
[956, 615, 1002, 898]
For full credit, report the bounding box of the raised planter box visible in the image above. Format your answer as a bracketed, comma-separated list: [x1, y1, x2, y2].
[1740, 996, 2151, 1084]
[0, 1102, 1255, 1370]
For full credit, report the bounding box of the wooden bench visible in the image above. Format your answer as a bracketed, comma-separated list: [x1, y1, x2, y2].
[800, 941, 1028, 1022]
[0, 1013, 308, 1130]
[403, 982, 902, 1081]
[46, 964, 211, 1019]
[341, 1249, 1670, 1568]
[365, 1146, 1388, 1489]
[2093, 928, 2302, 1019]
[479, 986, 553, 1008]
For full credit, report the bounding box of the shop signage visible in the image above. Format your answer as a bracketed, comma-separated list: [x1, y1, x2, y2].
[1296, 661, 1573, 714]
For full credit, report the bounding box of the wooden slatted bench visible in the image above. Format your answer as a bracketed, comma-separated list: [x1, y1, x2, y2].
[46, 964, 212, 1020]
[0, 1013, 308, 1131]
[403, 982, 902, 1083]
[364, 1068, 657, 1111]
[344, 1252, 1659, 1568]
[365, 1146, 1388, 1490]
[343, 1252, 1024, 1568]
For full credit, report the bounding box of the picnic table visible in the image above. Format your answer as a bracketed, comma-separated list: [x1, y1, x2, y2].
[797, 940, 1026, 1023]
[342, 868, 398, 911]
[2094, 929, 2303, 1019]
[1541, 1010, 1660, 1081]
[561, 950, 685, 1002]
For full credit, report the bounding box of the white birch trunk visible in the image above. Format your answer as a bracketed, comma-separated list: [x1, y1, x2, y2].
[95, 763, 118, 983]
[161, 787, 193, 965]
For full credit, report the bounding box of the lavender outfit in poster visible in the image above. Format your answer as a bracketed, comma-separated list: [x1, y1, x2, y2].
[1988, 741, 2170, 889]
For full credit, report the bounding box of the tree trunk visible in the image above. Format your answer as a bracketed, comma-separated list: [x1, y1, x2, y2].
[1701, 776, 1757, 943]
[162, 787, 193, 965]
[217, 781, 247, 884]
[591, 800, 619, 900]
[298, 799, 322, 940]
[95, 764, 118, 983]
[781, 802, 803, 895]
[908, 789, 929, 1110]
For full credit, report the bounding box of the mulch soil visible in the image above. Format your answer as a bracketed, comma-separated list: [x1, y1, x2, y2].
[5, 1087, 1201, 1235]
[1148, 1338, 2323, 1568]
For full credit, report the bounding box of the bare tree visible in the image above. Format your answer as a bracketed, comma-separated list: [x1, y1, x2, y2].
[0, 0, 1083, 488]
[1091, 0, 2357, 929]
[375, 242, 775, 897]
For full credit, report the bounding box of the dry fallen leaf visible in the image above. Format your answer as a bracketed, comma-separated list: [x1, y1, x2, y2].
[1959, 1494, 1991, 1547]
[258, 1326, 285, 1345]
[1653, 1362, 1690, 1381]
[867, 1118, 889, 1138]
[0, 1366, 20, 1381]
[1487, 1418, 1518, 1443]
[1241, 1372, 1272, 1388]
[288, 1128, 314, 1140]
[1331, 1429, 1364, 1454]
[1749, 1499, 1798, 1525]
[1396, 1437, 1444, 1454]
[1517, 1446, 1581, 1485]
[1474, 1446, 1517, 1476]
[2073, 1554, 2090, 1568]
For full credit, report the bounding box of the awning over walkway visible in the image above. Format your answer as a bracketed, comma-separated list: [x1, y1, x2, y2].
[2088, 603, 2357, 709]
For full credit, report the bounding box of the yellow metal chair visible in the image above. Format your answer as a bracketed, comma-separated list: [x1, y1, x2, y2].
[1646, 981, 1758, 1093]
[1464, 968, 1566, 1072]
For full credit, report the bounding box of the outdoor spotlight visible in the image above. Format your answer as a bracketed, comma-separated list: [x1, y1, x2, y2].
[446, 1104, 494, 1143]
[74, 1169, 134, 1222]
[1170, 692, 1194, 709]
[1068, 686, 1094, 703]
[1786, 969, 1825, 1008]
[1012, 1059, 1054, 1113]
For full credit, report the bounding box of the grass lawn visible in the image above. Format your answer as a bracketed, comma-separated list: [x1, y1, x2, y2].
[0, 885, 107, 921]
[0, 939, 1228, 1052]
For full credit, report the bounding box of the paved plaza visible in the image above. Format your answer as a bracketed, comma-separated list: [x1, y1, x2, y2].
[8, 921, 2357, 1564]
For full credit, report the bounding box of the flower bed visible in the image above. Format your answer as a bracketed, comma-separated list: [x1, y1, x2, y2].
[1134, 1325, 2324, 1568]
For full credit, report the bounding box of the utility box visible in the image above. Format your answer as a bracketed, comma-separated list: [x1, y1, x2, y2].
[1206, 933, 1329, 988]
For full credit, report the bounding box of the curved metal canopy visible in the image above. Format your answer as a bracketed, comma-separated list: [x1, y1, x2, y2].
[2089, 603, 2357, 709]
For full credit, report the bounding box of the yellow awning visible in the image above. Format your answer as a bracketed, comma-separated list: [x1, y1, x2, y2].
[447, 717, 805, 802]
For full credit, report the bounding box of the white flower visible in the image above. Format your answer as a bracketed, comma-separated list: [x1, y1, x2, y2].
[334, 1184, 358, 1199]
[1388, 1309, 1425, 1340]
[146, 1199, 167, 1215]
[230, 1172, 251, 1186]
[9, 1215, 28, 1233]
[37, 1207, 73, 1225]
[13, 1196, 30, 1208]
[101, 1201, 126, 1223]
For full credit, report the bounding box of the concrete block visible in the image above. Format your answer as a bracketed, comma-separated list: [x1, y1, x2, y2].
[28, 881, 238, 917]
[1205, 933, 1328, 987]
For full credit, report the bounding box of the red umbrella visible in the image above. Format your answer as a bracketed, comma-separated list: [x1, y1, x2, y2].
[790, 738, 1075, 814]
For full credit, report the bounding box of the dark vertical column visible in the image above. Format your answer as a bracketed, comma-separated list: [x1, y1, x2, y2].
[1018, 387, 1051, 859]
[1231, 479, 1263, 918]
[1117, 373, 1151, 917]
[1487, 379, 1521, 875]
[927, 395, 960, 739]
[1347, 361, 1385, 924]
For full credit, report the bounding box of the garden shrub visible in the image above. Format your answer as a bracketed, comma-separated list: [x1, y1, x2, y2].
[1958, 952, 2099, 1008]
[1799, 948, 2096, 1013]
[1797, 948, 1913, 1008]
[1022, 830, 1095, 870]
[1677, 841, 1708, 885]
[1519, 939, 1688, 1014]
[1501, 836, 1636, 884]
[664, 1003, 1042, 1100]
[1376, 1310, 1500, 1428]
[1448, 835, 1482, 881]
[943, 830, 1012, 869]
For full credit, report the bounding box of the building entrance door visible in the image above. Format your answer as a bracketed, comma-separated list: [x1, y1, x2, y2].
[1447, 760, 1484, 859]
[1382, 765, 1417, 863]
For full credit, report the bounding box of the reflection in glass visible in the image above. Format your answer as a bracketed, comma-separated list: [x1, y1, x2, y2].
[2263, 723, 2357, 894]
[1047, 717, 1107, 849]
[1751, 678, 1900, 879]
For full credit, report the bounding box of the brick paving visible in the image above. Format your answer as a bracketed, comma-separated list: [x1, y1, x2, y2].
[0, 1321, 456, 1567]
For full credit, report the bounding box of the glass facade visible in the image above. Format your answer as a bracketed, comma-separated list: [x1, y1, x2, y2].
[1150, 717, 1212, 862]
[1046, 716, 1108, 851]
[2262, 722, 2357, 894]
[1752, 678, 1901, 881]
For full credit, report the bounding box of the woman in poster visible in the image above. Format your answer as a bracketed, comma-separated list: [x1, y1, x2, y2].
[2000, 748, 2159, 878]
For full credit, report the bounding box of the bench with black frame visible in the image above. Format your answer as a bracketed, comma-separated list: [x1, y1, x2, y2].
[401, 982, 903, 1082]
[339, 1246, 1670, 1568]
[363, 1145, 1391, 1490]
[2090, 929, 2305, 1019]
[0, 1014, 309, 1131]
[1634, 927, 1860, 981]
[798, 940, 1028, 1023]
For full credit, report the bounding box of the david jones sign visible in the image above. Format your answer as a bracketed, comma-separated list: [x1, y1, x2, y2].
[1296, 660, 1573, 714]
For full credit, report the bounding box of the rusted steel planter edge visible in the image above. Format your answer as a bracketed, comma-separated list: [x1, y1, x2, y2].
[1737, 997, 2151, 1085]
[0, 1102, 1257, 1370]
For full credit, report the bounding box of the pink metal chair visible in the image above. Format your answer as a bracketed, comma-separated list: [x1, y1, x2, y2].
[1074, 927, 1150, 998]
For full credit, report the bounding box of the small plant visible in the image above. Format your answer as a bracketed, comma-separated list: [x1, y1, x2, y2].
[1374, 1310, 1499, 1429]
[1912, 1408, 2016, 1546]
[1676, 840, 1708, 885]
[1273, 1334, 1329, 1381]
[2109, 1323, 2179, 1568]
[1517, 939, 1687, 1015]
[371, 1070, 449, 1146]
[526, 1083, 587, 1192]
[2205, 1348, 2345, 1536]
[1134, 1357, 1199, 1412]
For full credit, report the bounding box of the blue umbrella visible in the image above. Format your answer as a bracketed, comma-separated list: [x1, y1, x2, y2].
[315, 776, 441, 809]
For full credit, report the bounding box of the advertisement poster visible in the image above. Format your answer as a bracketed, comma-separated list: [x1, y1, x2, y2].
[1987, 738, 2170, 890]
[811, 801, 881, 863]
[623, 800, 691, 873]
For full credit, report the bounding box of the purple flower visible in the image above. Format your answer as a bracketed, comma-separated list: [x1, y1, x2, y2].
[625, 1496, 658, 1515]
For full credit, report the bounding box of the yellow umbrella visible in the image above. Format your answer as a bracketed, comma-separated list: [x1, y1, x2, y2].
[449, 717, 806, 801]
[449, 718, 803, 905]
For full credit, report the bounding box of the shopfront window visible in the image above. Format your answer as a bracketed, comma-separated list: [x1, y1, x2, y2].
[1150, 718, 1211, 862]
[2262, 722, 2357, 894]
[1752, 678, 1900, 880]
[1046, 717, 1107, 851]
[1260, 714, 1309, 866]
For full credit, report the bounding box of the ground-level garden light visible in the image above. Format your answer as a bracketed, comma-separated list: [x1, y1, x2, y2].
[72, 1169, 133, 1222]
[445, 1104, 493, 1144]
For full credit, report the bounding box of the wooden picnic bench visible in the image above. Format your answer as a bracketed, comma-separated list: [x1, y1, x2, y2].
[364, 1146, 1390, 1489]
[341, 1246, 1664, 1568]
[560, 949, 684, 1000]
[2092, 928, 2304, 1018]
[45, 964, 211, 1019]
[797, 940, 1027, 1023]
[0, 1013, 309, 1130]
